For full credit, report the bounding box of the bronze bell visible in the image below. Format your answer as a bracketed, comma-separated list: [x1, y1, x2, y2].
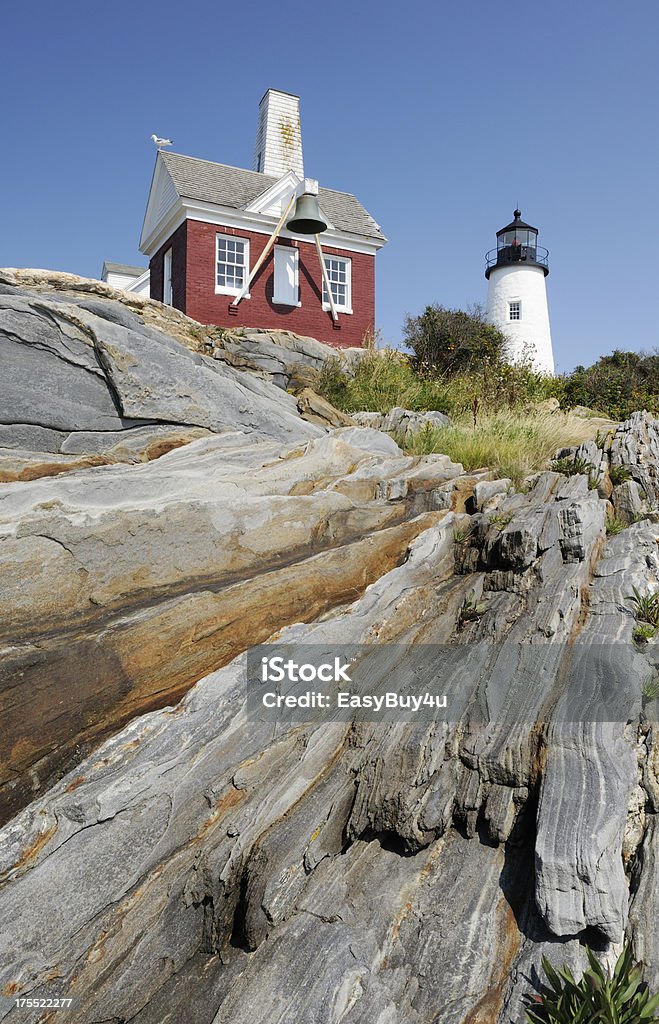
[286, 193, 328, 235]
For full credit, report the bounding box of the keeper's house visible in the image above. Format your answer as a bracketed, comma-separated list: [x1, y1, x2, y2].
[134, 90, 386, 348]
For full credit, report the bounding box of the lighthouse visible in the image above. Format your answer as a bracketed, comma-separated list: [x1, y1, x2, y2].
[485, 209, 554, 374]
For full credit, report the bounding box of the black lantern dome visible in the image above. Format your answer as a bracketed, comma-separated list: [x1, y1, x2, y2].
[485, 208, 549, 278]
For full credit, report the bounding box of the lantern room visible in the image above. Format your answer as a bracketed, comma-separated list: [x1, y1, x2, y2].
[485, 209, 549, 278]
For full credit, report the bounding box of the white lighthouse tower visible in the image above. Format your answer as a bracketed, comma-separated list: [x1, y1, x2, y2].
[485, 209, 554, 374]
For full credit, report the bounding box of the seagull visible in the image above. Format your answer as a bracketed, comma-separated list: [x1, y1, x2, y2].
[151, 134, 173, 149]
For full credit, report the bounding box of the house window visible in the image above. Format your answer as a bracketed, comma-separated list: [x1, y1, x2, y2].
[322, 255, 352, 313]
[163, 248, 172, 305]
[509, 300, 521, 320]
[273, 245, 300, 306]
[216, 234, 249, 295]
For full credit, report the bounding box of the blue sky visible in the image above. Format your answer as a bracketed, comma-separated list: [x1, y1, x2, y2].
[3, 0, 658, 372]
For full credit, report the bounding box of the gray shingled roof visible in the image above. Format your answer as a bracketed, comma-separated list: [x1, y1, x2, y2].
[102, 261, 147, 277]
[160, 151, 386, 243]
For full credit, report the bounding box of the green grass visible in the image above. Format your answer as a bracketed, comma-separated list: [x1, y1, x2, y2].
[318, 350, 614, 484]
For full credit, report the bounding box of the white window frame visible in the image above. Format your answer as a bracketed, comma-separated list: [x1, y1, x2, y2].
[322, 255, 352, 314]
[272, 245, 301, 306]
[215, 233, 250, 297]
[508, 299, 522, 321]
[163, 248, 173, 305]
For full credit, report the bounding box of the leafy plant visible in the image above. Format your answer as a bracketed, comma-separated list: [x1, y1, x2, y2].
[627, 586, 659, 627]
[525, 943, 659, 1024]
[551, 456, 596, 478]
[459, 593, 487, 625]
[610, 464, 632, 485]
[606, 516, 627, 536]
[642, 675, 659, 702]
[633, 623, 657, 645]
[489, 512, 513, 530]
[453, 524, 474, 544]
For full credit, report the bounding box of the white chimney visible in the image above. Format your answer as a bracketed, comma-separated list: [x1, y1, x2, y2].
[252, 89, 304, 178]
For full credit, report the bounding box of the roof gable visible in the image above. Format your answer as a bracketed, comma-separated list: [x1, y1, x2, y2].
[139, 156, 180, 250]
[243, 169, 301, 216]
[155, 151, 385, 243]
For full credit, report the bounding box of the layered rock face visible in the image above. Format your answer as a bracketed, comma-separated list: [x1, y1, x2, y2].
[0, 275, 658, 1024]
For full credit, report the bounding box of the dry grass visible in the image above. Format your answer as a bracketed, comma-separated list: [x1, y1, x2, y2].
[403, 410, 607, 484]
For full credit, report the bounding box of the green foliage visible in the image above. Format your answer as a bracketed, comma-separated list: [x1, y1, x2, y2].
[627, 586, 659, 627]
[489, 512, 514, 530]
[525, 943, 659, 1024]
[642, 675, 659, 701]
[317, 351, 451, 416]
[552, 349, 659, 420]
[606, 516, 627, 536]
[633, 623, 657, 645]
[459, 593, 487, 625]
[403, 303, 508, 375]
[610, 464, 632, 485]
[550, 456, 596, 478]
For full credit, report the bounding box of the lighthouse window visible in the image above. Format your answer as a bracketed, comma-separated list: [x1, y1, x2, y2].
[509, 301, 521, 320]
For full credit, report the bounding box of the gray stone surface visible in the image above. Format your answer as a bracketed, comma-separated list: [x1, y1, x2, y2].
[353, 407, 452, 444]
[0, 288, 323, 454]
[1, 274, 658, 1024]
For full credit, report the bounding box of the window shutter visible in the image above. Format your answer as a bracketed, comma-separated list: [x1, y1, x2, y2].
[273, 246, 299, 306]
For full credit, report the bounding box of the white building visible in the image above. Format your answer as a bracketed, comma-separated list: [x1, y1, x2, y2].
[485, 209, 555, 375]
[101, 261, 150, 297]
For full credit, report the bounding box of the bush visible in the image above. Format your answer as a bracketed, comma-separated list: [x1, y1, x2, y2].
[403, 303, 508, 375]
[525, 943, 659, 1024]
[317, 351, 557, 420]
[317, 351, 451, 415]
[553, 349, 659, 420]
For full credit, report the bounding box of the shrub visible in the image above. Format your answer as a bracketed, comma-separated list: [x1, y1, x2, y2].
[554, 349, 659, 420]
[525, 943, 659, 1024]
[403, 303, 508, 375]
[317, 351, 451, 415]
[606, 516, 627, 535]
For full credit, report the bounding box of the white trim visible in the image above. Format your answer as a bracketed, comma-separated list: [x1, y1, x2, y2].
[322, 254, 352, 314]
[163, 248, 173, 305]
[215, 233, 250, 297]
[140, 198, 382, 258]
[139, 156, 179, 251]
[243, 170, 301, 215]
[124, 268, 150, 295]
[272, 245, 301, 307]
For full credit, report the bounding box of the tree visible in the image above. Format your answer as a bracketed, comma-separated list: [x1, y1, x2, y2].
[403, 304, 508, 375]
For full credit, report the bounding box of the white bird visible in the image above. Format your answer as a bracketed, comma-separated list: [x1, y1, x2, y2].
[151, 134, 173, 148]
